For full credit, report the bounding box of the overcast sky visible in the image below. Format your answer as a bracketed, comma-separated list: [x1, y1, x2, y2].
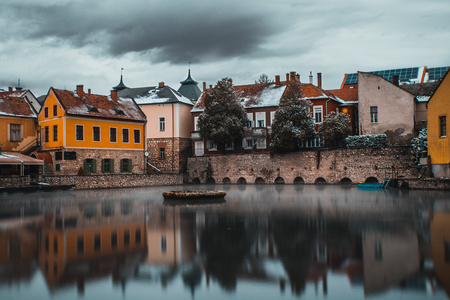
[1, 0, 449, 97]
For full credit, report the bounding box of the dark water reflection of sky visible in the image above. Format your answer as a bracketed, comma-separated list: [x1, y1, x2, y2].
[0, 184, 449, 300]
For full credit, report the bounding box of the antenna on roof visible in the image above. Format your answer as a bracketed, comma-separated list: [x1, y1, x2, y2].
[188, 62, 191, 76]
[15, 78, 23, 91]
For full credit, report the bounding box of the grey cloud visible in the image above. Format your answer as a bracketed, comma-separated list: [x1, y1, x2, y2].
[2, 1, 278, 64]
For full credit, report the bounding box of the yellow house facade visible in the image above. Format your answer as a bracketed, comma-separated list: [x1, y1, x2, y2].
[38, 85, 147, 175]
[427, 70, 450, 178]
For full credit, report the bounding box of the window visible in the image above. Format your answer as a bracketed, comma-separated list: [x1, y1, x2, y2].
[76, 125, 84, 141]
[110, 127, 117, 143]
[77, 236, 84, 254]
[9, 124, 21, 142]
[207, 140, 217, 150]
[111, 232, 118, 249]
[44, 126, 49, 143]
[84, 158, 96, 173]
[270, 111, 275, 126]
[135, 229, 142, 245]
[370, 106, 378, 123]
[102, 202, 114, 217]
[44, 107, 49, 118]
[159, 148, 165, 160]
[53, 125, 58, 142]
[45, 236, 49, 253]
[64, 151, 76, 160]
[375, 241, 382, 261]
[134, 129, 141, 144]
[256, 112, 266, 128]
[55, 164, 61, 172]
[247, 113, 254, 127]
[313, 106, 323, 124]
[194, 116, 199, 131]
[55, 152, 62, 160]
[122, 128, 129, 143]
[101, 159, 114, 173]
[53, 104, 57, 116]
[159, 117, 166, 132]
[84, 204, 96, 218]
[124, 230, 130, 247]
[121, 201, 132, 215]
[120, 159, 132, 173]
[194, 141, 204, 156]
[94, 235, 101, 252]
[93, 126, 100, 142]
[440, 116, 447, 137]
[225, 141, 234, 150]
[256, 138, 266, 149]
[244, 139, 253, 149]
[53, 238, 58, 254]
[161, 236, 167, 253]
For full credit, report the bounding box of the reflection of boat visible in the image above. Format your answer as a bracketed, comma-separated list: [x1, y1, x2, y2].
[163, 198, 226, 206]
[162, 190, 226, 200]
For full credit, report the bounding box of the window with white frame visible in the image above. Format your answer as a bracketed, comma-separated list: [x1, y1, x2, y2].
[244, 138, 253, 149]
[313, 106, 323, 124]
[256, 112, 266, 128]
[256, 138, 266, 149]
[194, 116, 199, 131]
[159, 117, 166, 132]
[370, 106, 378, 123]
[270, 111, 275, 127]
[9, 124, 22, 142]
[76, 125, 84, 141]
[122, 128, 129, 143]
[207, 140, 217, 151]
[110, 127, 117, 143]
[194, 141, 204, 156]
[134, 129, 141, 144]
[93, 126, 101, 142]
[246, 113, 254, 128]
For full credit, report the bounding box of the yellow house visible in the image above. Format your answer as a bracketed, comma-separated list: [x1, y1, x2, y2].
[38, 85, 147, 175]
[0, 88, 40, 153]
[427, 70, 450, 178]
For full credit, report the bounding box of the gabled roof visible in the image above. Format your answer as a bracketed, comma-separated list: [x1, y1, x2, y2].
[51, 88, 146, 122]
[328, 87, 358, 103]
[191, 80, 344, 113]
[428, 68, 450, 105]
[400, 81, 440, 102]
[0, 90, 38, 118]
[119, 85, 194, 106]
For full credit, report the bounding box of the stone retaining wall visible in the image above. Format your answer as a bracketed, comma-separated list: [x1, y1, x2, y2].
[44, 173, 182, 189]
[187, 147, 424, 186]
[0, 175, 30, 188]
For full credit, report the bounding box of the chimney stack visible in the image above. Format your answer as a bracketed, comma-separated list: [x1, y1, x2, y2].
[209, 85, 212, 90]
[392, 75, 399, 86]
[290, 71, 296, 82]
[158, 82, 165, 88]
[203, 82, 206, 92]
[76, 85, 84, 97]
[275, 75, 280, 85]
[309, 72, 313, 84]
[296, 74, 300, 82]
[286, 73, 290, 83]
[8, 87, 13, 92]
[111, 90, 118, 102]
[317, 73, 322, 89]
[88, 88, 91, 95]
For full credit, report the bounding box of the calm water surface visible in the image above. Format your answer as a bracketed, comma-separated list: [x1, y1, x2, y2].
[0, 184, 449, 300]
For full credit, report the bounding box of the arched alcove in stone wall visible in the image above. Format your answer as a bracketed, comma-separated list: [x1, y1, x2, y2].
[222, 177, 231, 184]
[340, 177, 352, 184]
[237, 177, 247, 184]
[192, 178, 200, 184]
[293, 177, 305, 184]
[275, 177, 285, 184]
[206, 177, 216, 184]
[255, 177, 265, 184]
[315, 177, 326, 184]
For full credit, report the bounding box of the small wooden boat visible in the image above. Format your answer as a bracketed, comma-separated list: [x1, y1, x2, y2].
[162, 190, 226, 200]
[357, 183, 384, 189]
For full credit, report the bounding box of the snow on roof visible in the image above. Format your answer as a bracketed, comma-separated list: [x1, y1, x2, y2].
[242, 84, 286, 108]
[121, 86, 194, 106]
[0, 91, 37, 118]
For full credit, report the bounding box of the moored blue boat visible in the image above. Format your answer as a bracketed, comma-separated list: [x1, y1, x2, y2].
[357, 183, 384, 189]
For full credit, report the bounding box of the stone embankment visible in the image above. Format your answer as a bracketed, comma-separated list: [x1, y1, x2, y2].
[187, 147, 450, 190]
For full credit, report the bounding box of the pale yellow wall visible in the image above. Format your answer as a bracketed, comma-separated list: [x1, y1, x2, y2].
[358, 72, 415, 136]
[0, 116, 37, 151]
[427, 73, 450, 166]
[140, 103, 193, 139]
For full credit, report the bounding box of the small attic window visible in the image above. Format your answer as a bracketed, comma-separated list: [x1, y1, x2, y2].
[86, 104, 98, 112]
[113, 107, 125, 115]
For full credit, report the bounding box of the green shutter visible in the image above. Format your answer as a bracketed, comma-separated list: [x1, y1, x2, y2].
[84, 159, 88, 172]
[127, 159, 132, 172]
[110, 159, 114, 173]
[101, 159, 105, 173]
[92, 159, 97, 173]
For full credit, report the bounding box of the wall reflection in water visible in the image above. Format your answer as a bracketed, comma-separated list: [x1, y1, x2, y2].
[0, 185, 448, 299]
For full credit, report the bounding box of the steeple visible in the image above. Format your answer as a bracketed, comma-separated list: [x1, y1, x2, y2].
[113, 68, 128, 91]
[15, 78, 23, 91]
[178, 65, 201, 101]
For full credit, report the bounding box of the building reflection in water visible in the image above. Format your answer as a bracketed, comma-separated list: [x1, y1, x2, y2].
[0, 186, 448, 299]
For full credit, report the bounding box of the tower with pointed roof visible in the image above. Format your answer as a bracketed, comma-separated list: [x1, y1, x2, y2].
[113, 68, 128, 91]
[178, 69, 201, 102]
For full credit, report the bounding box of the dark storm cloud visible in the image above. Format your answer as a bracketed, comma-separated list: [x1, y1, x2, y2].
[1, 1, 278, 64]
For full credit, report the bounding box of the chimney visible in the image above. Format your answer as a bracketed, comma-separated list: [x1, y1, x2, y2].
[88, 88, 91, 95]
[296, 74, 300, 82]
[203, 82, 207, 92]
[76, 85, 84, 96]
[8, 87, 13, 92]
[290, 71, 296, 82]
[392, 75, 399, 86]
[309, 71, 313, 84]
[111, 90, 118, 102]
[275, 75, 280, 86]
[209, 85, 212, 90]
[159, 82, 165, 88]
[286, 73, 290, 83]
[317, 73, 322, 89]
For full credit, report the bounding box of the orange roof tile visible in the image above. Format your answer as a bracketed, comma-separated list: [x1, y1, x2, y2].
[0, 92, 36, 118]
[52, 88, 146, 122]
[328, 88, 358, 102]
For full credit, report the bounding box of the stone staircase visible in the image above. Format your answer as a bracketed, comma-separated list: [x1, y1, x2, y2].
[12, 135, 38, 154]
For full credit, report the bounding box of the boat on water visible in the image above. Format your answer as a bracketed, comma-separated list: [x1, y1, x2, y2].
[162, 190, 226, 200]
[357, 183, 384, 189]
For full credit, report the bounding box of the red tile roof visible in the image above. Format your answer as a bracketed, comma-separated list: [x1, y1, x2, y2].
[328, 87, 358, 102]
[52, 88, 146, 122]
[0, 91, 37, 118]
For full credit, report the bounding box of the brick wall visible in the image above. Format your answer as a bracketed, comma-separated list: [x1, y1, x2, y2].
[44, 173, 182, 189]
[147, 137, 191, 173]
[187, 147, 420, 185]
[47, 148, 145, 176]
